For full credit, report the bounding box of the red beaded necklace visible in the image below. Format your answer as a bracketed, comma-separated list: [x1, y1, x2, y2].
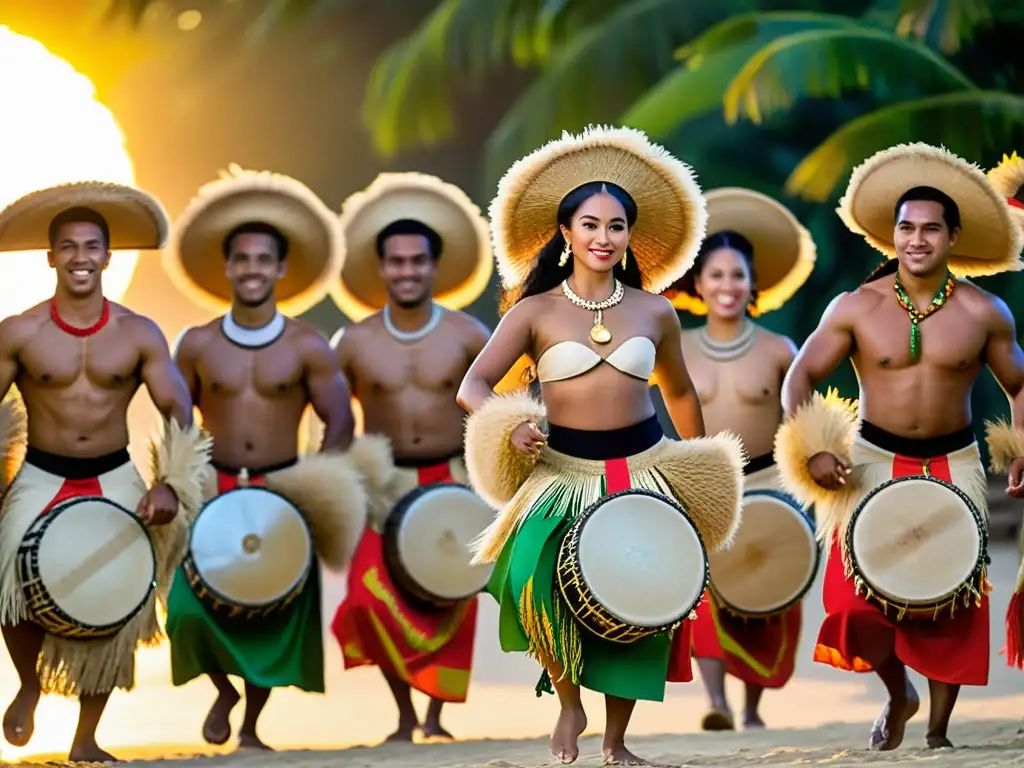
[50, 298, 110, 338]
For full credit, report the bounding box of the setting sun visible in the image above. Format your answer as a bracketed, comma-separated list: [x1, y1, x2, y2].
[0, 27, 139, 316]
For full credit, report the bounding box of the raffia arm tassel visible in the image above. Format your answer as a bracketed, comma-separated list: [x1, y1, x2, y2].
[346, 434, 403, 529]
[983, 418, 1024, 474]
[147, 418, 214, 604]
[0, 388, 27, 493]
[1006, 558, 1024, 668]
[464, 392, 546, 509]
[263, 453, 369, 570]
[773, 388, 859, 508]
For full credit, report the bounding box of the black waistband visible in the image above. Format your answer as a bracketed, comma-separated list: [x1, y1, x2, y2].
[859, 420, 975, 459]
[210, 457, 299, 476]
[394, 451, 462, 469]
[547, 415, 663, 461]
[744, 452, 775, 476]
[24, 446, 131, 480]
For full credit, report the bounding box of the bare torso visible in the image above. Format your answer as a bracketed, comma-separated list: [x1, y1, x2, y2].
[3, 301, 156, 457]
[340, 309, 489, 460]
[181, 318, 329, 468]
[682, 326, 795, 457]
[844, 280, 991, 435]
[528, 287, 666, 430]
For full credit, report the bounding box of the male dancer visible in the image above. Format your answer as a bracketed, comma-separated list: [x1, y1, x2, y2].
[0, 184, 210, 761]
[165, 168, 368, 750]
[775, 143, 1024, 751]
[328, 172, 492, 742]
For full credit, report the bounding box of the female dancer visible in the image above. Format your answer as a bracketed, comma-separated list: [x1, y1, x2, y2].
[457, 126, 746, 765]
[665, 188, 816, 731]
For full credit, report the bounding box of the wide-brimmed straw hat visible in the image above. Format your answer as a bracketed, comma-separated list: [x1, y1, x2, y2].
[988, 151, 1024, 229]
[490, 125, 708, 294]
[837, 142, 1023, 277]
[329, 172, 493, 321]
[665, 187, 816, 316]
[164, 164, 344, 315]
[0, 181, 168, 252]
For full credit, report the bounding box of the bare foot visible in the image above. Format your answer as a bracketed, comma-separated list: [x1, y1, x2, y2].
[700, 707, 734, 731]
[384, 723, 418, 743]
[742, 710, 765, 730]
[603, 743, 651, 766]
[926, 734, 954, 749]
[202, 687, 240, 745]
[3, 685, 40, 747]
[869, 689, 920, 751]
[550, 706, 587, 764]
[237, 732, 273, 751]
[69, 740, 118, 762]
[420, 721, 454, 741]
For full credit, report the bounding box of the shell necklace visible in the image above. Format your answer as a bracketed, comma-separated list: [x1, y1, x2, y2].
[561, 278, 624, 344]
[383, 302, 442, 344]
[697, 321, 757, 362]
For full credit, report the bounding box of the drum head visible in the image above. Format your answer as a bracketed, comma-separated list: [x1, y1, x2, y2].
[710, 491, 818, 615]
[190, 487, 312, 607]
[38, 498, 154, 628]
[852, 476, 982, 604]
[393, 484, 494, 601]
[577, 490, 707, 627]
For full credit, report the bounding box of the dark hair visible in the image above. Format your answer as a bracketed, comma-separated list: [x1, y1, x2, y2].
[667, 230, 759, 316]
[502, 182, 643, 312]
[376, 219, 442, 260]
[48, 207, 109, 249]
[894, 186, 961, 232]
[222, 221, 289, 260]
[863, 186, 963, 284]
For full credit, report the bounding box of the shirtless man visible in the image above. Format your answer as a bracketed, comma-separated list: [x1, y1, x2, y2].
[0, 187, 209, 762]
[165, 168, 364, 751]
[774, 144, 1024, 751]
[328, 173, 492, 742]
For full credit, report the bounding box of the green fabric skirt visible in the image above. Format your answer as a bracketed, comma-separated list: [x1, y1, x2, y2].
[486, 476, 680, 702]
[166, 565, 324, 692]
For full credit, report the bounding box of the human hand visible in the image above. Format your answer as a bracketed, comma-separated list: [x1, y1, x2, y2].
[510, 421, 548, 457]
[136, 483, 179, 526]
[806, 451, 851, 491]
[1007, 457, 1024, 499]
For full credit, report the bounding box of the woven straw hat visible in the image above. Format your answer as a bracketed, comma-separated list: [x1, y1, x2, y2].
[490, 125, 708, 294]
[329, 172, 493, 321]
[0, 181, 168, 252]
[837, 143, 1023, 277]
[164, 165, 344, 315]
[988, 151, 1024, 229]
[665, 187, 816, 316]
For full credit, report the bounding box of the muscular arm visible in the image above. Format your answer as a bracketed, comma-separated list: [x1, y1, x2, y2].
[781, 293, 856, 417]
[0, 316, 22, 402]
[305, 332, 355, 452]
[456, 302, 533, 413]
[172, 329, 201, 406]
[983, 296, 1024, 428]
[137, 318, 193, 427]
[653, 299, 704, 439]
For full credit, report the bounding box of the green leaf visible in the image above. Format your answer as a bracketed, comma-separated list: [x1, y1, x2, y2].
[482, 0, 746, 187]
[785, 90, 1024, 201]
[723, 26, 977, 125]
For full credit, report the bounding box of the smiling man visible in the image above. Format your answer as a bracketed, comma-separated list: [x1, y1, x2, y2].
[774, 144, 1024, 752]
[0, 184, 210, 762]
[327, 172, 493, 743]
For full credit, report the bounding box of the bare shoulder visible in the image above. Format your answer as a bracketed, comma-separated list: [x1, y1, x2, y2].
[630, 288, 680, 330]
[336, 313, 380, 351]
[444, 308, 491, 340]
[820, 286, 882, 329]
[0, 303, 49, 350]
[112, 303, 170, 352]
[175, 318, 220, 357]
[284, 317, 334, 358]
[756, 325, 799, 359]
[955, 280, 1014, 328]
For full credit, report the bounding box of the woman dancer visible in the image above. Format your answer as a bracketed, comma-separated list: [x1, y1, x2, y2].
[665, 188, 816, 730]
[457, 126, 745, 765]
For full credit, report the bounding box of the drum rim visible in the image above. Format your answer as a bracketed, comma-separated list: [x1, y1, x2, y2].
[558, 487, 709, 633]
[709, 489, 821, 618]
[384, 481, 494, 605]
[20, 495, 157, 635]
[846, 473, 987, 609]
[186, 485, 314, 610]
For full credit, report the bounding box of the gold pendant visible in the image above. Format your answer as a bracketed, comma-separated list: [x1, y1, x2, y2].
[591, 322, 612, 344]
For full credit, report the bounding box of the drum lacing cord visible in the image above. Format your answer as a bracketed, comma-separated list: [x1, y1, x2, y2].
[853, 569, 990, 622]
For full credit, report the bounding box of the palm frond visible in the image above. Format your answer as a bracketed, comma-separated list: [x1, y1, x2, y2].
[725, 27, 978, 125]
[786, 91, 1024, 201]
[481, 0, 751, 187]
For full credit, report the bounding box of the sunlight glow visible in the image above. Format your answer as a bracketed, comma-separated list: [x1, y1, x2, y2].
[0, 27, 139, 316]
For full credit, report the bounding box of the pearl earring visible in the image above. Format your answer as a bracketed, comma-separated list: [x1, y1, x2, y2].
[559, 240, 571, 267]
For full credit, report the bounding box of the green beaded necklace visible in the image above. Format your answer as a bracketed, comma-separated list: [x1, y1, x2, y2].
[893, 270, 955, 361]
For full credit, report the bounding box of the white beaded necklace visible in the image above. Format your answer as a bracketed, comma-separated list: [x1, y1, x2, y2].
[383, 302, 443, 344]
[561, 278, 624, 344]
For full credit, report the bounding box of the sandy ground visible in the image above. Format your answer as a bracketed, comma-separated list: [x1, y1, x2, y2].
[5, 538, 1024, 766]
